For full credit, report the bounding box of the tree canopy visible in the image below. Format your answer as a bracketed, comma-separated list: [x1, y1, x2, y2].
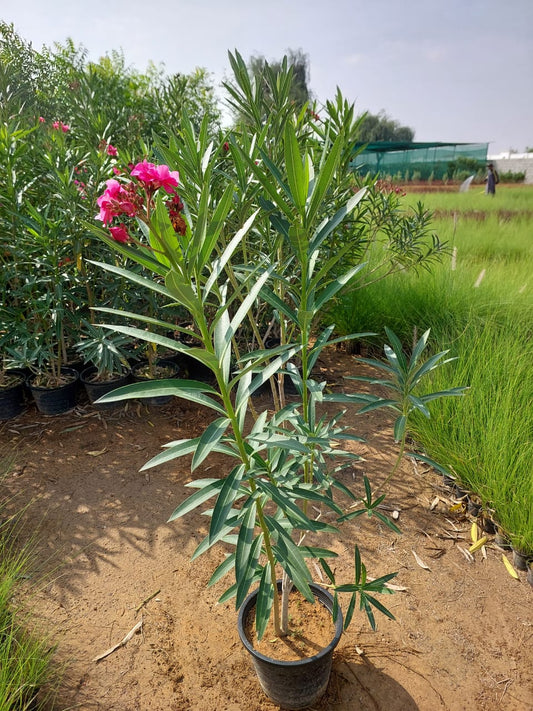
[356, 110, 415, 143]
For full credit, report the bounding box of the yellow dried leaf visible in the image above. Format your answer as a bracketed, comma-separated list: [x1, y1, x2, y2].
[502, 554, 520, 580]
[469, 536, 488, 553]
[471, 522, 479, 543]
[86, 448, 107, 457]
[430, 496, 440, 511]
[449, 502, 463, 512]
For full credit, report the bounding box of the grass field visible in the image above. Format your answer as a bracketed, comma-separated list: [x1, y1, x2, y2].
[332, 185, 533, 553]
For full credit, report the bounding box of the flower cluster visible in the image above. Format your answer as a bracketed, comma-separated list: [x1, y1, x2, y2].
[96, 179, 144, 226]
[375, 179, 406, 197]
[96, 161, 185, 243]
[98, 139, 118, 157]
[73, 179, 87, 199]
[52, 120, 70, 133]
[130, 161, 179, 194]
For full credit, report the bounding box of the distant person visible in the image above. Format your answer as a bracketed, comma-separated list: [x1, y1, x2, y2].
[485, 163, 499, 195]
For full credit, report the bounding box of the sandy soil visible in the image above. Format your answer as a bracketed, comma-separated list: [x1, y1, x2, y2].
[1, 348, 532, 711]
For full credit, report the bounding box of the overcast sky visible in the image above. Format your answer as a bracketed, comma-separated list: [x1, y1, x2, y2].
[3, 0, 532, 153]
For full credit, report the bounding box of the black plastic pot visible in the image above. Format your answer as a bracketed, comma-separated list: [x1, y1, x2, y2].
[28, 368, 79, 415]
[132, 359, 180, 406]
[238, 582, 343, 709]
[0, 370, 26, 419]
[466, 497, 482, 517]
[512, 548, 532, 572]
[80, 367, 132, 409]
[494, 530, 512, 550]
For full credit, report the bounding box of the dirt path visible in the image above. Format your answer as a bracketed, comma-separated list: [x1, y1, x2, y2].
[1, 349, 532, 710]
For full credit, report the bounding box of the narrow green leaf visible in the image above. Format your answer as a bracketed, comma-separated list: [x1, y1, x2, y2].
[255, 568, 275, 640]
[209, 465, 246, 544]
[87, 260, 173, 298]
[314, 264, 366, 311]
[218, 582, 238, 604]
[191, 417, 231, 471]
[383, 328, 408, 371]
[311, 188, 367, 252]
[373, 511, 402, 535]
[319, 558, 336, 584]
[84, 227, 168, 276]
[306, 132, 343, 224]
[343, 593, 357, 630]
[200, 183, 236, 267]
[407, 328, 431, 368]
[204, 210, 259, 298]
[236, 533, 262, 608]
[235, 502, 255, 571]
[362, 596, 376, 631]
[355, 545, 362, 585]
[365, 594, 396, 621]
[98, 377, 225, 413]
[409, 352, 455, 386]
[208, 553, 236, 587]
[229, 265, 274, 335]
[393, 415, 407, 442]
[167, 478, 225, 521]
[192, 513, 240, 559]
[267, 517, 313, 602]
[284, 122, 308, 211]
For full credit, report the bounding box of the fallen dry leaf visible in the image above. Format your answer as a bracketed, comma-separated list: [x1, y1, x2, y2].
[430, 496, 440, 511]
[86, 448, 108, 457]
[502, 554, 520, 580]
[412, 550, 431, 571]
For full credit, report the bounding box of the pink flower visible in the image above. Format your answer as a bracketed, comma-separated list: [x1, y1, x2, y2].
[109, 225, 130, 243]
[96, 179, 141, 225]
[223, 142, 229, 152]
[39, 116, 45, 123]
[112, 167, 121, 175]
[52, 120, 70, 132]
[130, 160, 179, 193]
[106, 143, 118, 157]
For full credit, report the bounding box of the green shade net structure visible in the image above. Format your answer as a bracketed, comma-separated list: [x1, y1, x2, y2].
[351, 142, 489, 180]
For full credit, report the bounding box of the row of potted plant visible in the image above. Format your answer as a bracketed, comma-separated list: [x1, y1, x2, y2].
[2, 46, 463, 706]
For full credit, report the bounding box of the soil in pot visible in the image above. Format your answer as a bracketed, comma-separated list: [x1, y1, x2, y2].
[244, 588, 336, 662]
[132, 359, 180, 406]
[80, 367, 132, 408]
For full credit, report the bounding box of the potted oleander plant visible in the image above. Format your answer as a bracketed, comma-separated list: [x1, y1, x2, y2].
[86, 107, 463, 707]
[76, 323, 132, 408]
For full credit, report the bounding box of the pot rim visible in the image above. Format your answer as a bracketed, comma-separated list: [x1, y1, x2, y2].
[237, 581, 343, 667]
[80, 365, 132, 384]
[27, 367, 80, 390]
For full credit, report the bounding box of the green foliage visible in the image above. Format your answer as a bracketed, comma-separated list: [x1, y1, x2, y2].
[356, 110, 414, 143]
[242, 48, 311, 120]
[446, 156, 485, 181]
[75, 322, 130, 377]
[0, 464, 57, 710]
[328, 187, 533, 552]
[498, 170, 525, 183]
[0, 30, 459, 641]
[92, 99, 413, 638]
